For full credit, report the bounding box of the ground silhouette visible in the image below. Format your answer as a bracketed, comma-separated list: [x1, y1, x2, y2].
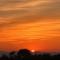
[0, 49, 60, 60]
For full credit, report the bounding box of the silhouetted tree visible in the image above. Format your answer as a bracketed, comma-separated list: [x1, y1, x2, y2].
[17, 49, 32, 60]
[9, 51, 16, 55]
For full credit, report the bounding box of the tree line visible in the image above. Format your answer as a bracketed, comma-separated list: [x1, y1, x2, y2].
[0, 49, 60, 60]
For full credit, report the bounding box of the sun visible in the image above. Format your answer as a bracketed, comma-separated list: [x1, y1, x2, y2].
[31, 50, 35, 52]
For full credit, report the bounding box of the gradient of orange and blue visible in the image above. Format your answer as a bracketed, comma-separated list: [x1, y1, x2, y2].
[0, 0, 60, 52]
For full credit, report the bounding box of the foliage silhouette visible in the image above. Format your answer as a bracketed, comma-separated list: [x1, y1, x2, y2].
[0, 49, 60, 60]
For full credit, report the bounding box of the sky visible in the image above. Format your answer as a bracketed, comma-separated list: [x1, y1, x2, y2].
[0, 0, 60, 52]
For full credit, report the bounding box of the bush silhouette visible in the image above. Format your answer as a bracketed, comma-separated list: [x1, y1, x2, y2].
[17, 49, 32, 60]
[17, 49, 31, 55]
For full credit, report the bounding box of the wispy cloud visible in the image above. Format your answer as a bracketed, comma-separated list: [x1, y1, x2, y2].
[0, 0, 60, 28]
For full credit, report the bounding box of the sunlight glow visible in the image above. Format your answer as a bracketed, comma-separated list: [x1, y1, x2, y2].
[31, 50, 35, 52]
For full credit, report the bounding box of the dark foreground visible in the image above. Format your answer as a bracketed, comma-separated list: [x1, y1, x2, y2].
[0, 49, 60, 60]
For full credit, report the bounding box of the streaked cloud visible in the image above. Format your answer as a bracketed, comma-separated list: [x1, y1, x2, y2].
[0, 0, 60, 28]
[0, 0, 60, 51]
[0, 0, 60, 18]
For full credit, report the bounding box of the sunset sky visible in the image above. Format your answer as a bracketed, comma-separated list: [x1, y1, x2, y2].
[0, 0, 60, 52]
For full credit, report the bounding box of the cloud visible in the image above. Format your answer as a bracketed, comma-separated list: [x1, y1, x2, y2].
[0, 0, 60, 17]
[0, 0, 60, 28]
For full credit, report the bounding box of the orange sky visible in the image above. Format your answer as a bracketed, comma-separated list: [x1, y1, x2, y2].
[0, 0, 60, 52]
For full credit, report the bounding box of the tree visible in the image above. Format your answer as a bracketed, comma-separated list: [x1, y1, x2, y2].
[17, 49, 32, 60]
